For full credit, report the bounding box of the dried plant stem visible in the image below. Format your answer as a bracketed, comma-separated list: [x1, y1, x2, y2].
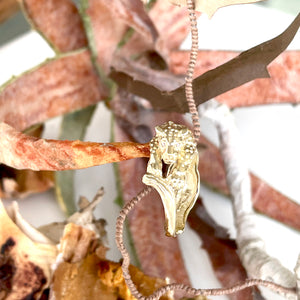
[185, 0, 201, 143]
[115, 186, 296, 299]
[199, 99, 298, 299]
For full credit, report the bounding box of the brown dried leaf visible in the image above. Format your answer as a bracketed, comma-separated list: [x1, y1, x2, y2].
[198, 135, 300, 231]
[188, 198, 263, 300]
[0, 50, 107, 131]
[169, 0, 264, 18]
[113, 93, 190, 285]
[170, 50, 300, 107]
[0, 200, 57, 299]
[0, 122, 149, 171]
[81, 0, 157, 73]
[52, 254, 172, 300]
[110, 14, 300, 112]
[20, 0, 87, 52]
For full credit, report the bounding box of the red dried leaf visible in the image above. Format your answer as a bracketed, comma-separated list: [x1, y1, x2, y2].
[170, 50, 300, 107]
[198, 135, 300, 231]
[0, 50, 106, 131]
[82, 0, 157, 73]
[21, 0, 87, 52]
[188, 199, 261, 300]
[0, 122, 149, 171]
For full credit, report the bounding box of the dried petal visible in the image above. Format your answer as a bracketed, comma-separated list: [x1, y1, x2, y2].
[0, 122, 149, 171]
[0, 50, 106, 131]
[21, 0, 87, 52]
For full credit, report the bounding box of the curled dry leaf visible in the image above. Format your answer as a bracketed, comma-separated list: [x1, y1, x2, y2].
[51, 254, 172, 300]
[0, 200, 57, 299]
[0, 50, 106, 132]
[188, 199, 263, 300]
[0, 122, 149, 171]
[81, 0, 157, 74]
[111, 14, 300, 113]
[169, 0, 264, 18]
[20, 0, 88, 52]
[170, 50, 300, 107]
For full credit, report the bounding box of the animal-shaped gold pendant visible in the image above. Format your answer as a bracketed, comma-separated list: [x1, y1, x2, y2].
[142, 121, 200, 237]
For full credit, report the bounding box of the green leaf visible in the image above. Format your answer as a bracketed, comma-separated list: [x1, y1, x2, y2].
[55, 105, 96, 216]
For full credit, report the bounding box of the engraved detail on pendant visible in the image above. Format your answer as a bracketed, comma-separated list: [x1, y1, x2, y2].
[142, 121, 200, 237]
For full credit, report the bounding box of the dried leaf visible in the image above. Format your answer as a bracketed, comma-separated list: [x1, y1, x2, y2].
[0, 122, 149, 171]
[0, 200, 57, 299]
[198, 134, 300, 231]
[169, 0, 264, 18]
[113, 93, 191, 285]
[188, 198, 263, 300]
[0, 50, 106, 131]
[170, 50, 300, 107]
[0, 0, 19, 24]
[52, 254, 172, 300]
[0, 124, 54, 199]
[55, 106, 96, 216]
[20, 0, 87, 52]
[110, 14, 300, 112]
[80, 0, 157, 74]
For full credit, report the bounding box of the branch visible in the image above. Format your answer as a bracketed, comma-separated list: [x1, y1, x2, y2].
[198, 99, 297, 299]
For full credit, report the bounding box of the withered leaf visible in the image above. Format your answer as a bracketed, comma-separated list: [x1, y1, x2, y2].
[52, 254, 172, 300]
[0, 200, 57, 299]
[80, 0, 157, 74]
[110, 14, 300, 112]
[0, 122, 149, 171]
[188, 198, 263, 300]
[169, 0, 264, 18]
[0, 50, 106, 131]
[170, 50, 300, 107]
[20, 0, 88, 52]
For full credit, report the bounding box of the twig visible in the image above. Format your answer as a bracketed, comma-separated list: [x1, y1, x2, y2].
[198, 99, 298, 299]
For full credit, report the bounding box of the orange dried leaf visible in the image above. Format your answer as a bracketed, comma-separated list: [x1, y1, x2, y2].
[170, 50, 300, 107]
[52, 254, 172, 300]
[0, 50, 106, 131]
[0, 122, 149, 171]
[20, 0, 87, 52]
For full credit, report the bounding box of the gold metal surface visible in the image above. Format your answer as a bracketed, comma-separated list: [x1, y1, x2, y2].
[142, 121, 200, 237]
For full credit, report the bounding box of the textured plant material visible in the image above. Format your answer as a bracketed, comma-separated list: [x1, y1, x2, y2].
[0, 122, 149, 171]
[170, 50, 300, 107]
[198, 135, 300, 231]
[188, 198, 264, 300]
[55, 106, 96, 216]
[0, 124, 54, 199]
[0, 200, 57, 299]
[0, 50, 106, 131]
[0, 0, 19, 24]
[52, 254, 172, 300]
[169, 0, 264, 18]
[110, 13, 300, 113]
[81, 0, 157, 74]
[20, 0, 87, 52]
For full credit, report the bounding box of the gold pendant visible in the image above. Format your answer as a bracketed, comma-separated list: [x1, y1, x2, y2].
[142, 121, 200, 237]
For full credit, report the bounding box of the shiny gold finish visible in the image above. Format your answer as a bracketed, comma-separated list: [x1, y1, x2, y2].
[142, 121, 200, 236]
